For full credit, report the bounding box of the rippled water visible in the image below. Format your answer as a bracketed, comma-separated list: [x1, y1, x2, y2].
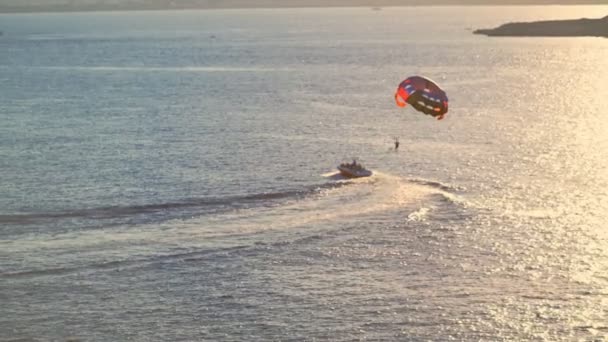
[1, 6, 608, 341]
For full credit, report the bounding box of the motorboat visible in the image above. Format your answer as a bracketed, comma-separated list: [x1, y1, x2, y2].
[337, 161, 372, 178]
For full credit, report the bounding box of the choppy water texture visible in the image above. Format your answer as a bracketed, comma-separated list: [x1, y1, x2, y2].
[1, 6, 608, 341]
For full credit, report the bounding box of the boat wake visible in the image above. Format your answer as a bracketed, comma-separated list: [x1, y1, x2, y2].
[1, 182, 350, 234]
[1, 172, 467, 278]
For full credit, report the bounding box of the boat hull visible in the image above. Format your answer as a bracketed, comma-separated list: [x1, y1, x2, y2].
[337, 166, 372, 178]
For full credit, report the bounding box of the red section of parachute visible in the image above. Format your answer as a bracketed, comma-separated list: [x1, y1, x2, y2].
[395, 76, 448, 120]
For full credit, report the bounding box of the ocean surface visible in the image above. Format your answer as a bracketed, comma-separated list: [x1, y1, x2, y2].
[1, 6, 608, 341]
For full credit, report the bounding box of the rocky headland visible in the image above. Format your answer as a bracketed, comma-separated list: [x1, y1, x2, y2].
[474, 15, 608, 37]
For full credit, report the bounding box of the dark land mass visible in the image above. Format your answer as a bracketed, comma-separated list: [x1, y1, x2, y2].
[1, 0, 608, 13]
[474, 15, 608, 37]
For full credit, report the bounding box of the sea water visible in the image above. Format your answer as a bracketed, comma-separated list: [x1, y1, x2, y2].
[1, 6, 608, 341]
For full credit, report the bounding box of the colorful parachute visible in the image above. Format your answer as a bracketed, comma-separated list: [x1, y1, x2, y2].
[395, 76, 448, 120]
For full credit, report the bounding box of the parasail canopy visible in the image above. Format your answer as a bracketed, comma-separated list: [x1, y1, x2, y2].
[395, 76, 448, 120]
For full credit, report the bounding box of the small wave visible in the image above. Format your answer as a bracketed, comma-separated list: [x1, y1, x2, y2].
[503, 208, 561, 219]
[1, 182, 348, 226]
[407, 207, 431, 222]
[403, 177, 468, 208]
[407, 178, 463, 192]
[436, 191, 467, 206]
[0, 245, 250, 280]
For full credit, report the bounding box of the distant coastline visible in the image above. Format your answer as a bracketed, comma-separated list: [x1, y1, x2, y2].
[474, 15, 608, 37]
[1, 1, 608, 14]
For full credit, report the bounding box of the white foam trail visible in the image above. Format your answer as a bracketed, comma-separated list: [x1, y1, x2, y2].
[200, 171, 433, 234]
[320, 171, 342, 178]
[438, 191, 468, 206]
[408, 207, 430, 222]
[1, 172, 452, 274]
